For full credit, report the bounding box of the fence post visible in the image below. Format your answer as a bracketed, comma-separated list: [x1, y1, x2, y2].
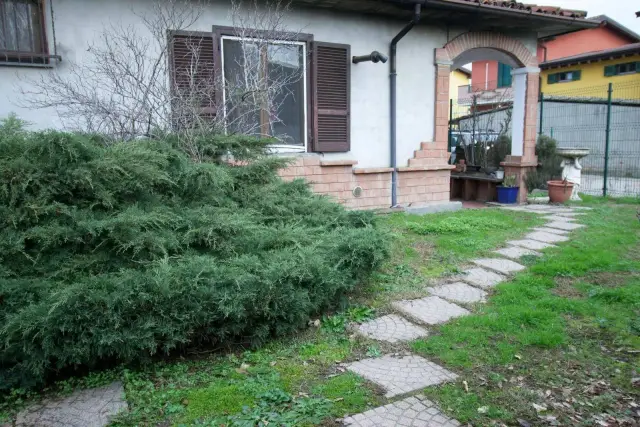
[539, 92, 544, 135]
[603, 82, 613, 197]
[448, 98, 453, 152]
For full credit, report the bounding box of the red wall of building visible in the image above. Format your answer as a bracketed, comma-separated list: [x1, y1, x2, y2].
[471, 60, 499, 91]
[470, 24, 635, 89]
[537, 26, 634, 62]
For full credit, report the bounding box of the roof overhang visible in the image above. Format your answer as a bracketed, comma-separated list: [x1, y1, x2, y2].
[291, 0, 598, 35]
[540, 43, 640, 69]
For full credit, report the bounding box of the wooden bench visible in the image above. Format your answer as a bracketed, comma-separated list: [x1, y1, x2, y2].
[450, 172, 503, 202]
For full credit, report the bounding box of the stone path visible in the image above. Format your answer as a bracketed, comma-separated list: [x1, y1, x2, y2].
[14, 382, 127, 427]
[345, 204, 589, 426]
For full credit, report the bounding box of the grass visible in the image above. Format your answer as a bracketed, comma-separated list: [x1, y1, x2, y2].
[3, 204, 637, 426]
[364, 209, 542, 304]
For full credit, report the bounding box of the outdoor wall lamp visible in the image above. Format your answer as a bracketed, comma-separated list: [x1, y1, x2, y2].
[352, 51, 388, 64]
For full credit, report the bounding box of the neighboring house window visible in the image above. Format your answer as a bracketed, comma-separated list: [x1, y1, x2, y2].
[497, 63, 512, 88]
[168, 29, 351, 153]
[604, 62, 640, 77]
[221, 37, 306, 148]
[0, 0, 48, 64]
[547, 70, 581, 84]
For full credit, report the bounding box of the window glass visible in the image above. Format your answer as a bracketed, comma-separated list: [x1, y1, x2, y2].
[222, 37, 305, 147]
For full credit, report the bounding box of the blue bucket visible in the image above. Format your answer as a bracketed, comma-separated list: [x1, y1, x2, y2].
[496, 186, 519, 204]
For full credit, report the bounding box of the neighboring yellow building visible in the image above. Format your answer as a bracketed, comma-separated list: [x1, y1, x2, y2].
[449, 67, 471, 117]
[540, 43, 640, 100]
[450, 67, 471, 101]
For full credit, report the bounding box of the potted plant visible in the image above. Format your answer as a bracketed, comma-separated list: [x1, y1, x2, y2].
[496, 175, 519, 204]
[547, 178, 574, 203]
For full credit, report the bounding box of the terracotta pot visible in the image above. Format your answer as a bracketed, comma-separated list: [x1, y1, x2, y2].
[547, 180, 574, 203]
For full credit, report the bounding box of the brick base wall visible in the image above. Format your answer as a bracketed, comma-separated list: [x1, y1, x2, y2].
[278, 157, 454, 210]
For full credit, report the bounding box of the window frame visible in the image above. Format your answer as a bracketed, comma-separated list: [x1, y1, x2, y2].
[213, 26, 313, 154]
[0, 0, 51, 66]
[616, 62, 637, 76]
[547, 69, 581, 84]
[605, 62, 640, 77]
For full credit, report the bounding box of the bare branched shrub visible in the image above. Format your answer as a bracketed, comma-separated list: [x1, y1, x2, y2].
[17, 0, 306, 159]
[454, 86, 514, 168]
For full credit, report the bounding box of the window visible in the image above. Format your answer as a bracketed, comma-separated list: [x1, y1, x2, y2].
[604, 62, 640, 77]
[168, 29, 351, 153]
[497, 63, 512, 88]
[547, 70, 581, 84]
[221, 37, 306, 149]
[0, 0, 48, 64]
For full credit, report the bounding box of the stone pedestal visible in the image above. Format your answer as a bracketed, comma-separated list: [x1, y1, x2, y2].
[557, 148, 590, 201]
[500, 155, 538, 203]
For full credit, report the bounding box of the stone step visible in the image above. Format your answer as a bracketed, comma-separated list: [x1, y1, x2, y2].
[472, 258, 526, 275]
[525, 231, 569, 243]
[494, 246, 542, 260]
[354, 314, 428, 344]
[461, 267, 505, 289]
[392, 296, 470, 325]
[427, 282, 487, 303]
[532, 227, 569, 235]
[343, 394, 461, 426]
[545, 221, 586, 231]
[346, 355, 458, 398]
[507, 239, 557, 251]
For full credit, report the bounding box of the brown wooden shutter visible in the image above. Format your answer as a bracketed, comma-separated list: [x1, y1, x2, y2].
[169, 32, 217, 124]
[312, 42, 351, 152]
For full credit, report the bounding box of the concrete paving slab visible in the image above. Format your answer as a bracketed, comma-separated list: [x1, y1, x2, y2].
[461, 268, 505, 289]
[532, 227, 569, 235]
[346, 356, 458, 398]
[354, 315, 428, 344]
[494, 246, 542, 259]
[472, 258, 526, 275]
[15, 383, 127, 427]
[343, 394, 461, 426]
[545, 221, 586, 231]
[541, 215, 578, 222]
[392, 296, 470, 325]
[427, 282, 487, 303]
[507, 239, 557, 251]
[525, 231, 570, 244]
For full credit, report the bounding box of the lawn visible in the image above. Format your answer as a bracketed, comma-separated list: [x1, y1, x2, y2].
[2, 202, 638, 426]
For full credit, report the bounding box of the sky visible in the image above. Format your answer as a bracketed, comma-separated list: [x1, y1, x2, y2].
[539, 0, 640, 34]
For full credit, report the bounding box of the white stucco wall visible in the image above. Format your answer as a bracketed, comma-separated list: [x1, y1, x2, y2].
[0, 0, 538, 168]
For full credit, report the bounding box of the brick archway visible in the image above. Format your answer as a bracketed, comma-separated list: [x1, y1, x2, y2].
[431, 32, 540, 202]
[435, 32, 538, 68]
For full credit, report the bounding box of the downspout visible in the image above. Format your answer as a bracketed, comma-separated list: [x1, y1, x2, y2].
[390, 3, 422, 207]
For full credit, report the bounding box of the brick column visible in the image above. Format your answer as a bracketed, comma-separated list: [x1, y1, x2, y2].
[434, 61, 451, 152]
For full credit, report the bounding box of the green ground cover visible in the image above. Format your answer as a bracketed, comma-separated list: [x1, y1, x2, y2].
[3, 201, 637, 427]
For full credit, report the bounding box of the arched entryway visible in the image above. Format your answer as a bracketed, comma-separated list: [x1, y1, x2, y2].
[434, 32, 541, 202]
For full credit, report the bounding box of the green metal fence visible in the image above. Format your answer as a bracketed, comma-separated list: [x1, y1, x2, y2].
[449, 80, 640, 197]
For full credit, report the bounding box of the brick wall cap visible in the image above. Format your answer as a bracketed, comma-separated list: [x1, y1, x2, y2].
[353, 167, 394, 174]
[320, 160, 358, 167]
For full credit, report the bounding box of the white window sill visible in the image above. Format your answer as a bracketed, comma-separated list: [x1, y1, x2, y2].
[269, 145, 306, 154]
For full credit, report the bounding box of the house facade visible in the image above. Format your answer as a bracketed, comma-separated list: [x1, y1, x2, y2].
[0, 0, 594, 208]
